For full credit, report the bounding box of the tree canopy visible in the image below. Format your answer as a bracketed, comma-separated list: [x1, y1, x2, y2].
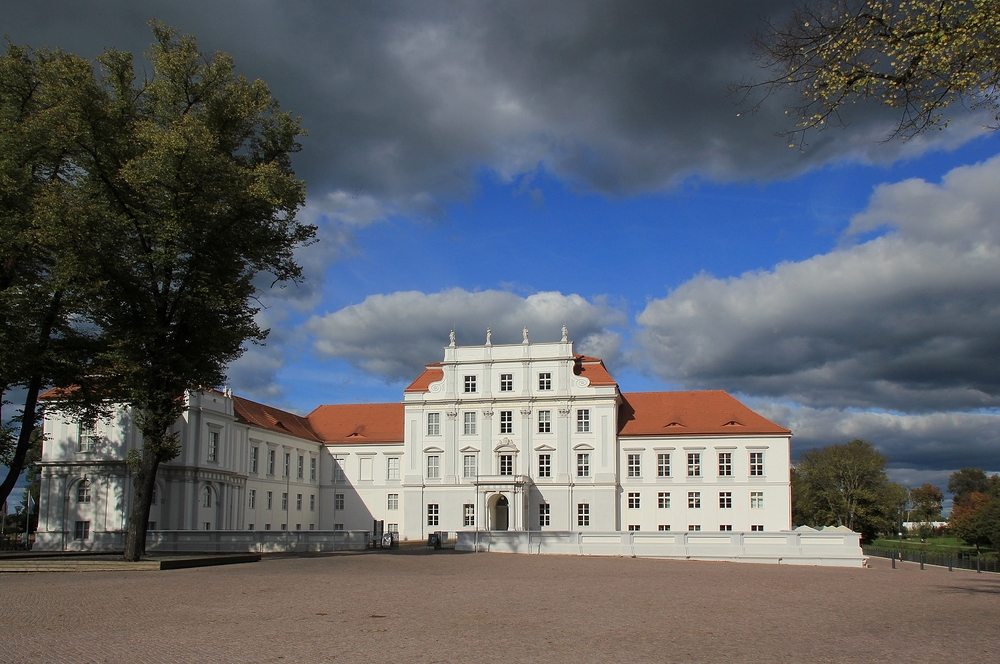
[792, 439, 907, 540]
[1, 23, 315, 560]
[909, 483, 944, 522]
[739, 0, 1000, 145]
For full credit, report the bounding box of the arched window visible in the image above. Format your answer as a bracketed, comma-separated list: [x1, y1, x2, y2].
[77, 479, 92, 503]
[203, 486, 212, 508]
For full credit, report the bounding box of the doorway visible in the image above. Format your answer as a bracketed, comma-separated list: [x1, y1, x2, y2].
[490, 494, 509, 531]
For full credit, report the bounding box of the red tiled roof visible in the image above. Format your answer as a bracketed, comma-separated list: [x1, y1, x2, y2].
[307, 403, 404, 445]
[618, 391, 790, 437]
[404, 363, 444, 393]
[573, 355, 617, 387]
[39, 386, 79, 399]
[232, 395, 321, 443]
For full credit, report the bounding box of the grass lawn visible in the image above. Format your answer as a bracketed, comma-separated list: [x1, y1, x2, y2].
[871, 535, 995, 556]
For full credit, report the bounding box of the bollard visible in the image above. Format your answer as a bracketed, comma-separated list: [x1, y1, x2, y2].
[977, 553, 981, 573]
[948, 555, 953, 572]
[919, 553, 924, 570]
[891, 552, 896, 569]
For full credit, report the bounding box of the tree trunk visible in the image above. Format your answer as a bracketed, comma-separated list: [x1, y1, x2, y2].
[123, 443, 161, 561]
[0, 373, 42, 507]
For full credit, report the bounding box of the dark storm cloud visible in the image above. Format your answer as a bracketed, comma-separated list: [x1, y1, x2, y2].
[3, 0, 985, 217]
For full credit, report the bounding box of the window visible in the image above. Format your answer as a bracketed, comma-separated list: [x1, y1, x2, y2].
[268, 449, 275, 475]
[538, 454, 551, 478]
[538, 372, 552, 390]
[74, 521, 90, 540]
[77, 423, 98, 452]
[658, 524, 671, 531]
[251, 447, 259, 474]
[333, 458, 346, 482]
[296, 494, 302, 511]
[577, 409, 590, 433]
[295, 524, 301, 531]
[464, 375, 477, 393]
[500, 373, 513, 392]
[246, 524, 252, 531]
[297, 455, 304, 480]
[720, 524, 733, 531]
[203, 486, 212, 508]
[464, 412, 477, 435]
[204, 522, 211, 530]
[750, 452, 764, 476]
[310, 457, 317, 481]
[539, 503, 550, 527]
[77, 480, 92, 503]
[387, 523, 399, 533]
[688, 492, 701, 509]
[334, 524, 343, 531]
[335, 493, 345, 511]
[687, 453, 701, 477]
[500, 410, 513, 434]
[150, 486, 157, 505]
[280, 524, 287, 530]
[266, 491, 273, 510]
[427, 412, 440, 436]
[309, 524, 315, 530]
[426, 455, 440, 478]
[208, 430, 219, 462]
[751, 524, 764, 532]
[248, 489, 256, 509]
[499, 454, 513, 476]
[463, 503, 475, 527]
[284, 452, 290, 477]
[310, 494, 315, 511]
[265, 524, 271, 530]
[688, 524, 701, 532]
[627, 453, 641, 478]
[577, 453, 590, 477]
[657, 453, 671, 478]
[577, 503, 590, 526]
[387, 493, 399, 510]
[751, 491, 764, 509]
[281, 492, 288, 510]
[427, 504, 439, 526]
[658, 492, 671, 509]
[628, 524, 641, 532]
[718, 452, 732, 477]
[719, 492, 732, 509]
[387, 457, 400, 480]
[537, 410, 551, 433]
[463, 455, 477, 478]
[628, 492, 641, 509]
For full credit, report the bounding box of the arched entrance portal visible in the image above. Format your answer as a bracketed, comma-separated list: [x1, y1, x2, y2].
[490, 494, 509, 531]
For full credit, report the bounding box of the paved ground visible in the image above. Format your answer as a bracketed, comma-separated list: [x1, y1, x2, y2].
[1, 550, 998, 663]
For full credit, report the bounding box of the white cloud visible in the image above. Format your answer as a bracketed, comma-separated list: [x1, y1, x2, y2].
[307, 289, 626, 381]
[637, 154, 1000, 412]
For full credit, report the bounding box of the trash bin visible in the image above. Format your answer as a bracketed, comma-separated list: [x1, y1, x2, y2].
[427, 533, 441, 549]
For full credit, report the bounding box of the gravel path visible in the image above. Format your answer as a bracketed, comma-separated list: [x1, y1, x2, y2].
[2, 550, 997, 663]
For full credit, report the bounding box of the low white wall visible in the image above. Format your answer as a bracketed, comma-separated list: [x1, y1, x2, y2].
[34, 530, 370, 553]
[456, 530, 865, 567]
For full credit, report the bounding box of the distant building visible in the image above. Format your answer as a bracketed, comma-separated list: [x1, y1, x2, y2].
[33, 333, 792, 551]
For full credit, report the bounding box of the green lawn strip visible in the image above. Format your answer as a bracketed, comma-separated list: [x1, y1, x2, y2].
[871, 537, 997, 558]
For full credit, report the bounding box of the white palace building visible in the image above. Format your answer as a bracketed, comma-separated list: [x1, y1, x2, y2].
[33, 331, 864, 565]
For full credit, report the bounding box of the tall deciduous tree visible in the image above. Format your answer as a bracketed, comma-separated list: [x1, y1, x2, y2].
[69, 23, 314, 561]
[737, 0, 1000, 145]
[909, 483, 944, 522]
[0, 44, 108, 508]
[947, 467, 992, 500]
[793, 439, 904, 540]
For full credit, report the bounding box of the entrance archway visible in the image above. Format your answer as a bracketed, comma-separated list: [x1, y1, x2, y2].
[490, 494, 509, 531]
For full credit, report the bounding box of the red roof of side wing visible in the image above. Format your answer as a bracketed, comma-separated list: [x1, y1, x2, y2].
[306, 403, 404, 444]
[232, 395, 321, 442]
[618, 391, 790, 436]
[573, 355, 617, 387]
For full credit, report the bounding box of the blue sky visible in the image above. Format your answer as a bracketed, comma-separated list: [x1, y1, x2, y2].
[4, 1, 1000, 505]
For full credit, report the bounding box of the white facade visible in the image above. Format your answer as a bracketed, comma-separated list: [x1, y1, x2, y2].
[34, 335, 792, 551]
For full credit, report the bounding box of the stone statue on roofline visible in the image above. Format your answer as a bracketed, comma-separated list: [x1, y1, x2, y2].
[486, 327, 492, 345]
[449, 329, 456, 347]
[561, 325, 568, 342]
[522, 326, 529, 344]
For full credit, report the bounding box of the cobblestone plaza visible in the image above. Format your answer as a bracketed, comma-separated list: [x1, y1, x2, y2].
[2, 551, 998, 663]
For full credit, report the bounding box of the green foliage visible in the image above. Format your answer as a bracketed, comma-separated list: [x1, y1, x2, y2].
[793, 439, 904, 541]
[910, 482, 944, 522]
[947, 468, 991, 499]
[739, 0, 1000, 145]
